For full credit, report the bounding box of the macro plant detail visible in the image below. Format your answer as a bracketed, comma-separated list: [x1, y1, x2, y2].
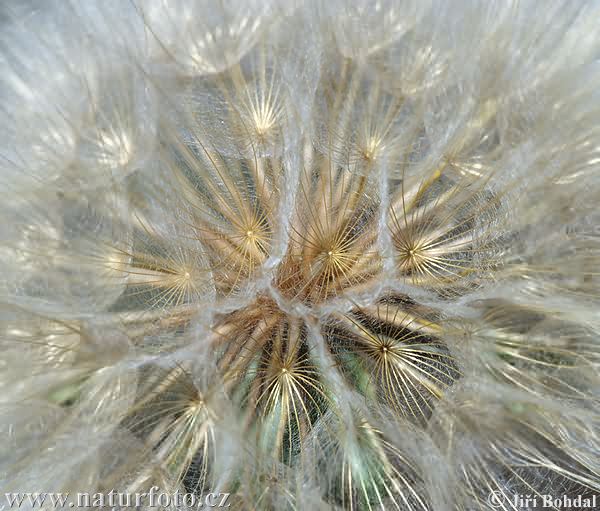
[2, 1, 600, 510]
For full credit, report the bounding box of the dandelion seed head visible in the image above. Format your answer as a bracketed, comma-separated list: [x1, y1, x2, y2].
[2, 0, 600, 509]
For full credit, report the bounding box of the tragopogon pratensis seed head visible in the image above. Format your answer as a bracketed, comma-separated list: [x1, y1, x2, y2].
[2, 1, 600, 509]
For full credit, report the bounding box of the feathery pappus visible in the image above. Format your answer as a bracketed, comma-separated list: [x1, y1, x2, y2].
[2, 1, 600, 510]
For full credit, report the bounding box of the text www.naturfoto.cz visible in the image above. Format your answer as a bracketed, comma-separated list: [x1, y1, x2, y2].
[2, 489, 231, 509]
